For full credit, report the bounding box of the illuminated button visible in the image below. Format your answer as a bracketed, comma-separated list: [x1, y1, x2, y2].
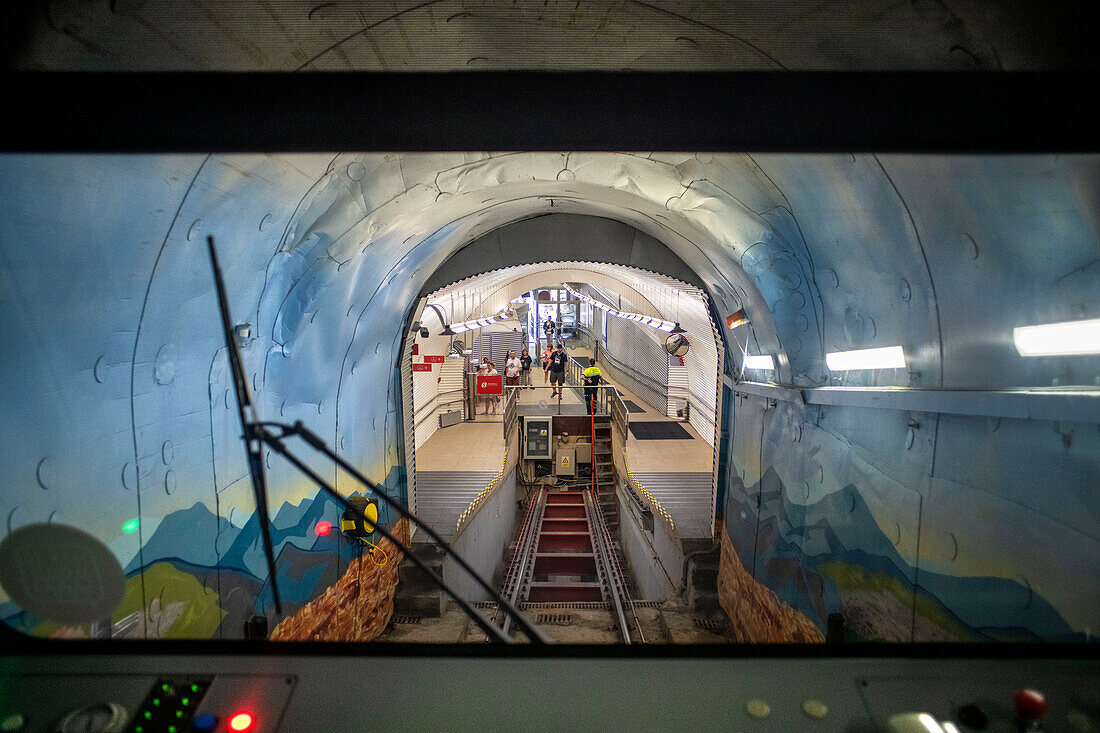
[0, 714, 26, 732]
[192, 713, 218, 732]
[745, 699, 771, 719]
[802, 699, 828, 720]
[229, 712, 255, 732]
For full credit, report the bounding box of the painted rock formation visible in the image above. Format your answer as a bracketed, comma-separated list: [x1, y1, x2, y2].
[271, 519, 408, 642]
[717, 529, 825, 643]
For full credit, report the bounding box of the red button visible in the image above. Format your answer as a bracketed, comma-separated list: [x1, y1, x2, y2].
[1013, 689, 1047, 720]
[228, 712, 255, 732]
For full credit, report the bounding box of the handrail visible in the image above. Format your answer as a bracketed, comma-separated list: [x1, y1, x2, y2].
[623, 462, 679, 540]
[454, 448, 510, 537]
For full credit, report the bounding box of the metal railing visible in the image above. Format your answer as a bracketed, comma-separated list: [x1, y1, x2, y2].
[506, 383, 622, 417]
[503, 381, 519, 438]
[623, 462, 679, 540]
[454, 448, 509, 537]
[610, 387, 629, 443]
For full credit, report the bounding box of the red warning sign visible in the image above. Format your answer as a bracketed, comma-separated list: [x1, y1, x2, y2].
[412, 363, 433, 372]
[424, 355, 445, 363]
[476, 375, 503, 395]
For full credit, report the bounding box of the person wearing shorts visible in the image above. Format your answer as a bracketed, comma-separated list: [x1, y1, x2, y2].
[541, 344, 553, 385]
[547, 343, 567, 397]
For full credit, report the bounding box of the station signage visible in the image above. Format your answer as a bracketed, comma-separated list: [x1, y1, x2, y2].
[477, 375, 503, 395]
[423, 355, 445, 363]
[412, 363, 433, 372]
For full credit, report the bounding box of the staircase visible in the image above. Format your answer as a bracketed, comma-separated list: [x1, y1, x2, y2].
[393, 543, 446, 617]
[684, 543, 721, 613]
[590, 416, 618, 531]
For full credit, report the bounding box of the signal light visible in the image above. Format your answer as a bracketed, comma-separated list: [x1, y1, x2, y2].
[315, 520, 332, 536]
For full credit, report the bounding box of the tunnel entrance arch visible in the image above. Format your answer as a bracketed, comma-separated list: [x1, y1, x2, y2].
[395, 215, 729, 545]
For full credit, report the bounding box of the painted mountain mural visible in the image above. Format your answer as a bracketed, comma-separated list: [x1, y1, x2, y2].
[723, 466, 1082, 643]
[4, 485, 403, 640]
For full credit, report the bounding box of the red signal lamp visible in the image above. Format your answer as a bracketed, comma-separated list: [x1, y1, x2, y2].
[314, 520, 332, 537]
[228, 711, 255, 732]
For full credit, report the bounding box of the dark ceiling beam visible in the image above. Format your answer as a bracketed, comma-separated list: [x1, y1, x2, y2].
[4, 71, 1097, 153]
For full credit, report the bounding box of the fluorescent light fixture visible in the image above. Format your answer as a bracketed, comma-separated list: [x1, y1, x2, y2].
[743, 354, 775, 371]
[726, 308, 749, 330]
[826, 345, 906, 371]
[1013, 317, 1100, 356]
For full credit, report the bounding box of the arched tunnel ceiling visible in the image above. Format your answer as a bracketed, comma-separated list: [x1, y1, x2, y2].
[0, 151, 1096, 542]
[424, 259, 707, 326]
[8, 0, 1095, 71]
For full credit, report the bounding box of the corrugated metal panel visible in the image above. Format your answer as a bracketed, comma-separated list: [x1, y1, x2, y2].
[667, 359, 689, 418]
[471, 328, 525, 369]
[437, 357, 465, 423]
[412, 331, 455, 450]
[602, 314, 667, 413]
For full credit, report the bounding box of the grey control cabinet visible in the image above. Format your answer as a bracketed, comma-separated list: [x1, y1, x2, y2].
[522, 416, 553, 459]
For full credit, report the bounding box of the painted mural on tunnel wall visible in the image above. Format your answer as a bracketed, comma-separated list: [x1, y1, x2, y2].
[720, 394, 1094, 643]
[1, 152, 1097, 642]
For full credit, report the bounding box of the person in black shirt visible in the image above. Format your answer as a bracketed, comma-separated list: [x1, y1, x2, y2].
[547, 343, 567, 397]
[519, 348, 533, 389]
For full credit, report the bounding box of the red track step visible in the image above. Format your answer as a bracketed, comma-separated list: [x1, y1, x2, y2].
[527, 583, 604, 603]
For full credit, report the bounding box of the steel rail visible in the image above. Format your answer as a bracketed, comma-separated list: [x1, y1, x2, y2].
[499, 486, 546, 638]
[584, 489, 633, 644]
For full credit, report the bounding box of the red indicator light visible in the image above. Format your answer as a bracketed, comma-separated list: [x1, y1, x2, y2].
[228, 712, 254, 732]
[315, 521, 331, 536]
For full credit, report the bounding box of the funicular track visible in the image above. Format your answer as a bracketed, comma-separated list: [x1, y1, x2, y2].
[499, 485, 643, 643]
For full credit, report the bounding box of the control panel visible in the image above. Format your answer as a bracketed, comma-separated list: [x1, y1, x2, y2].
[522, 416, 552, 459]
[0, 673, 294, 733]
[1, 653, 1097, 732]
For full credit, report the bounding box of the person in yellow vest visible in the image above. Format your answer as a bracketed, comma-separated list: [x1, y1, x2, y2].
[582, 358, 603, 415]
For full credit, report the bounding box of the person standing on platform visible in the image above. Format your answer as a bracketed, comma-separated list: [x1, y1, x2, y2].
[475, 362, 491, 415]
[582, 358, 603, 415]
[505, 350, 521, 388]
[520, 348, 533, 389]
[484, 360, 500, 415]
[548, 342, 568, 398]
[540, 343, 554, 386]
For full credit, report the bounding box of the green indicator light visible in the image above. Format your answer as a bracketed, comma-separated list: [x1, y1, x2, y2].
[153, 699, 160, 706]
[144, 711, 152, 719]
[136, 728, 143, 733]
[123, 519, 140, 533]
[176, 710, 183, 718]
[168, 727, 176, 733]
[191, 684, 199, 692]
[182, 697, 190, 705]
[162, 683, 169, 691]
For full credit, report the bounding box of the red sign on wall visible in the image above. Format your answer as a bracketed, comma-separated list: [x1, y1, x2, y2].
[412, 343, 419, 356]
[412, 363, 433, 372]
[476, 375, 503, 395]
[424, 355, 445, 363]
